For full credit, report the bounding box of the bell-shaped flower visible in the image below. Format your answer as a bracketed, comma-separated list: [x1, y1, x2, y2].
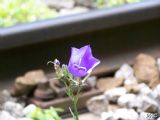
[68, 45, 100, 77]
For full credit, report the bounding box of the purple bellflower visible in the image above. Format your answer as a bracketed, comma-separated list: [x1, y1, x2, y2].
[68, 45, 100, 77]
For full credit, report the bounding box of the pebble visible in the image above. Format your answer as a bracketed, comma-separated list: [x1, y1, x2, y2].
[117, 94, 136, 107]
[124, 75, 137, 86]
[0, 111, 16, 120]
[101, 112, 115, 120]
[104, 87, 127, 103]
[114, 64, 134, 79]
[86, 76, 97, 88]
[3, 101, 24, 117]
[87, 95, 108, 115]
[133, 54, 160, 88]
[12, 69, 47, 96]
[139, 83, 153, 97]
[140, 95, 158, 113]
[0, 90, 16, 110]
[127, 95, 143, 110]
[23, 104, 36, 116]
[114, 108, 139, 120]
[152, 84, 160, 98]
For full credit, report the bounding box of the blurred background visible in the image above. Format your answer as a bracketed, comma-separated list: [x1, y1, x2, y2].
[0, 0, 146, 27]
[0, 0, 160, 120]
[0, 0, 159, 81]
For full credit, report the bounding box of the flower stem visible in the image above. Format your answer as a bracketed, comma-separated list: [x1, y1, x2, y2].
[72, 84, 81, 120]
[73, 98, 79, 120]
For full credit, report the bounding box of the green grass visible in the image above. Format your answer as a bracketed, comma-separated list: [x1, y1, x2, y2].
[0, 0, 57, 27]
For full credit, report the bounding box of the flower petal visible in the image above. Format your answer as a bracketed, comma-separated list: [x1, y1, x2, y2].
[68, 63, 87, 77]
[68, 45, 100, 77]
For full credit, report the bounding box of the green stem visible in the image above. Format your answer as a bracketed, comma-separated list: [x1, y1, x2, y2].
[73, 98, 79, 120]
[72, 84, 81, 120]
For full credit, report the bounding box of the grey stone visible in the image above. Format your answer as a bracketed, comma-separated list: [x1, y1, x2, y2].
[3, 101, 24, 117]
[152, 84, 160, 100]
[104, 87, 127, 103]
[12, 69, 47, 96]
[86, 76, 97, 88]
[87, 95, 108, 115]
[0, 90, 16, 110]
[125, 83, 152, 95]
[127, 94, 158, 113]
[152, 84, 160, 114]
[117, 94, 136, 107]
[115, 64, 134, 80]
[139, 95, 158, 113]
[139, 83, 152, 97]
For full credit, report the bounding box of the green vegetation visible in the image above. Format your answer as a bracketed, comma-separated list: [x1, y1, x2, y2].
[0, 0, 145, 27]
[96, 0, 143, 8]
[27, 107, 63, 120]
[0, 0, 57, 27]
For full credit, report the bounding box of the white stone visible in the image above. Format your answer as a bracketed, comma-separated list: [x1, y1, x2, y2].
[104, 87, 127, 103]
[152, 84, 160, 99]
[113, 108, 138, 120]
[141, 95, 158, 113]
[128, 94, 158, 113]
[87, 95, 108, 115]
[124, 75, 137, 86]
[114, 64, 134, 79]
[117, 94, 136, 107]
[152, 84, 160, 109]
[3, 101, 24, 117]
[23, 104, 36, 116]
[139, 83, 152, 96]
[128, 96, 142, 110]
[3, 101, 17, 112]
[101, 112, 115, 120]
[0, 111, 16, 120]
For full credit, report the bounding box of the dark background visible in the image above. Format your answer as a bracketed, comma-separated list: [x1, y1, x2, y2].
[0, 18, 160, 82]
